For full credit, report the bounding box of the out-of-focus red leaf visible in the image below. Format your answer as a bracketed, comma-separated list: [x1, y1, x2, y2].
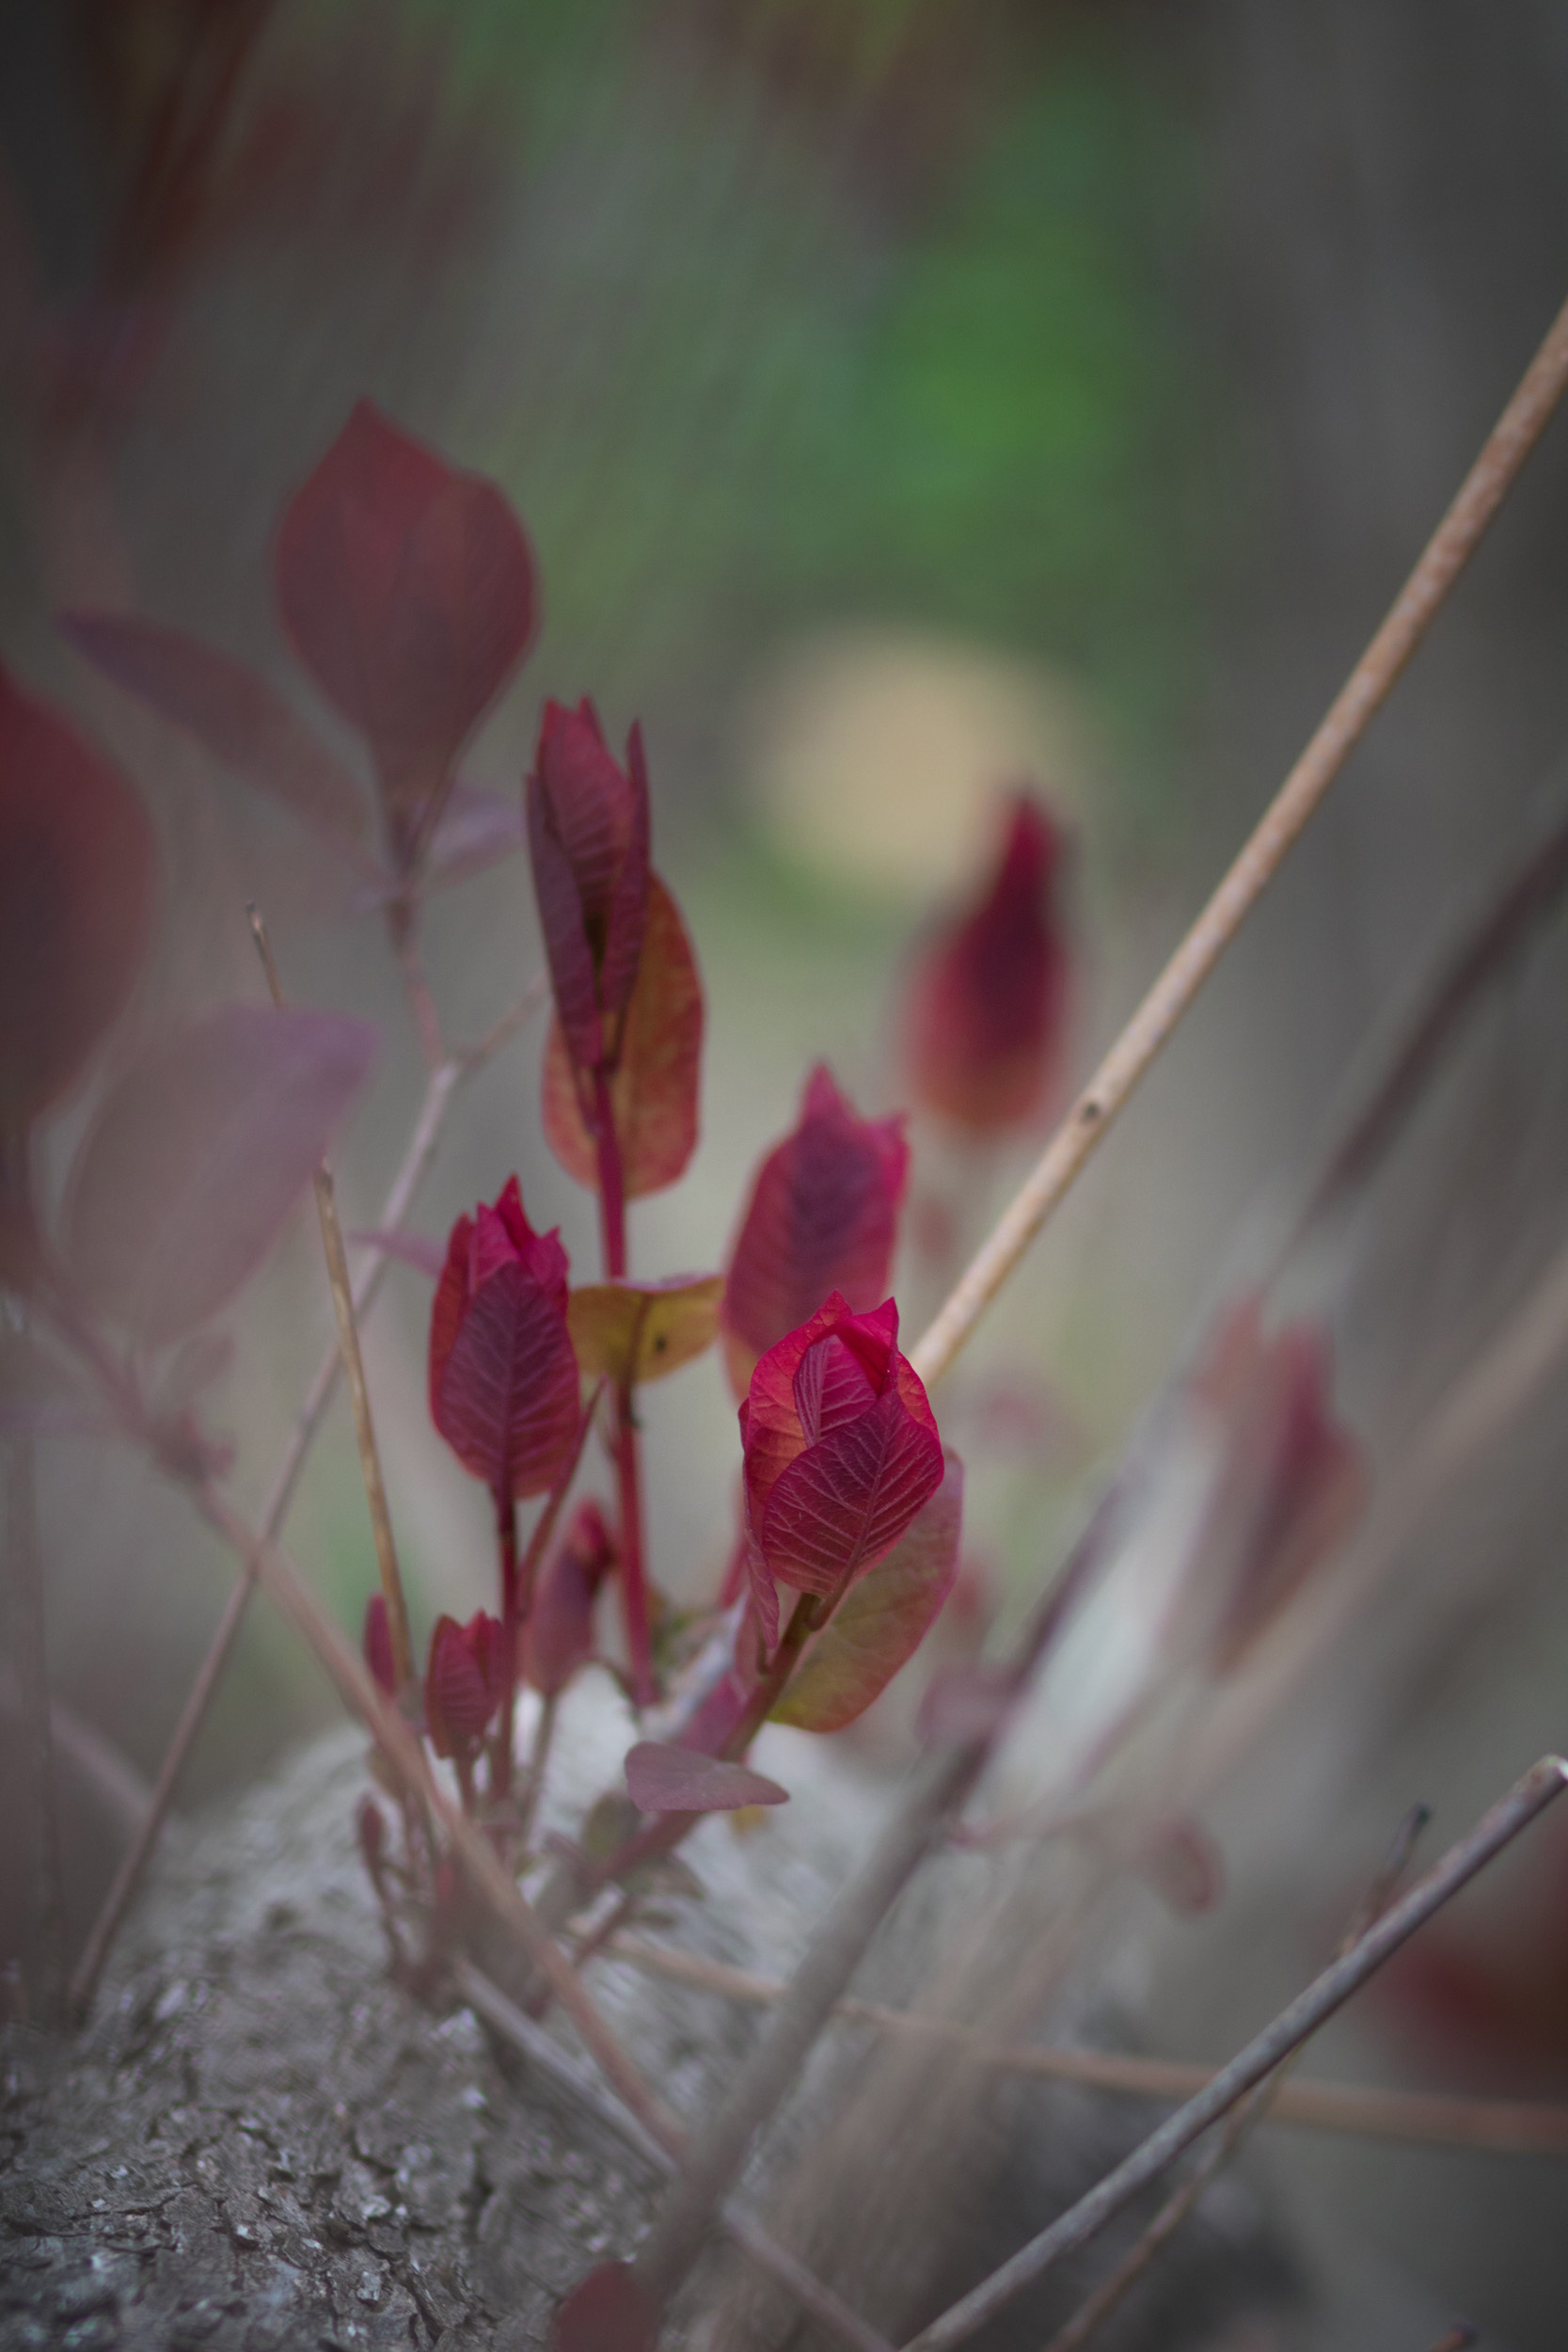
[721, 1063, 908, 1398]
[1138, 1815, 1226, 1917]
[428, 1178, 580, 1504]
[425, 1610, 509, 1758]
[276, 400, 537, 866]
[542, 874, 703, 1200]
[0, 661, 157, 1133]
[904, 793, 1070, 1135]
[59, 612, 375, 865]
[0, 1328, 112, 1438]
[523, 1499, 615, 1697]
[527, 700, 650, 1073]
[422, 778, 527, 888]
[363, 1594, 396, 1697]
[771, 1456, 962, 1733]
[625, 1740, 787, 1814]
[350, 1227, 445, 1279]
[567, 1273, 721, 1389]
[61, 1004, 376, 1345]
[553, 2263, 657, 2352]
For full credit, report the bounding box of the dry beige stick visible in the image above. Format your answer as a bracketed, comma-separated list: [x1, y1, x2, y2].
[604, 1934, 1568, 2158]
[249, 907, 415, 1688]
[911, 290, 1568, 1392]
[194, 1479, 683, 2153]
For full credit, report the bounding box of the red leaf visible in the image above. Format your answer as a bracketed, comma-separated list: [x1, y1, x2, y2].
[524, 1499, 616, 1697]
[0, 661, 157, 1132]
[276, 400, 537, 867]
[553, 2264, 657, 2352]
[61, 1004, 376, 1344]
[904, 793, 1070, 1134]
[741, 1294, 937, 1547]
[60, 612, 374, 864]
[542, 873, 703, 1200]
[527, 700, 649, 1073]
[425, 1610, 509, 1757]
[772, 1457, 962, 1733]
[721, 1063, 908, 1397]
[625, 1740, 787, 1814]
[429, 1178, 580, 1503]
[759, 1385, 944, 1598]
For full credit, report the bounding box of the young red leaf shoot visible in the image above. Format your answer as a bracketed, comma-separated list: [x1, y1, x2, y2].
[428, 1178, 581, 1508]
[721, 1064, 909, 1397]
[424, 1610, 510, 1761]
[0, 664, 157, 1277]
[61, 1004, 377, 1345]
[527, 698, 650, 1082]
[904, 792, 1069, 1135]
[523, 1498, 616, 1698]
[276, 400, 537, 868]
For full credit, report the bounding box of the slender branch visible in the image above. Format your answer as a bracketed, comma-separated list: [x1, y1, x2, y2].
[911, 290, 1568, 1394]
[630, 1504, 1115, 2310]
[452, 1959, 896, 2352]
[602, 1933, 1568, 2157]
[1039, 1806, 1430, 2352]
[68, 980, 539, 2018]
[899, 1757, 1568, 2352]
[250, 907, 414, 1687]
[6, 1417, 65, 2021]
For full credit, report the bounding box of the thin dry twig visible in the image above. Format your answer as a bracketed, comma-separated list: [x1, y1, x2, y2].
[68, 982, 540, 2018]
[598, 1932, 1568, 2158]
[6, 1420, 66, 2020]
[911, 290, 1568, 1394]
[249, 904, 414, 1685]
[1038, 1805, 1431, 2352]
[899, 1756, 1568, 2352]
[453, 1960, 897, 2352]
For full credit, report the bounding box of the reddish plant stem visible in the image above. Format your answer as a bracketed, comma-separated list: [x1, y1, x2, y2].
[613, 1379, 657, 1707]
[593, 1067, 626, 1279]
[489, 1384, 605, 1803]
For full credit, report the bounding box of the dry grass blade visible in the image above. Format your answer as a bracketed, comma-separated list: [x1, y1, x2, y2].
[601, 1933, 1568, 2157]
[911, 289, 1568, 1393]
[899, 1758, 1568, 2352]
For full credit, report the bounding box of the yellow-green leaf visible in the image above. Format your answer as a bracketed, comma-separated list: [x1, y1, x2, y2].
[567, 1273, 722, 1387]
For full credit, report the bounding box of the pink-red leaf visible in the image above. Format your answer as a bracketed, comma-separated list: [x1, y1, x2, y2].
[60, 612, 374, 862]
[524, 1499, 615, 1697]
[276, 400, 537, 866]
[553, 2264, 657, 2352]
[0, 661, 157, 1133]
[527, 700, 650, 1073]
[625, 1740, 787, 1814]
[758, 1383, 944, 1597]
[721, 1063, 908, 1396]
[429, 1181, 580, 1503]
[542, 873, 703, 1200]
[566, 1273, 721, 1389]
[61, 1004, 376, 1344]
[425, 1610, 509, 1758]
[771, 1456, 963, 1732]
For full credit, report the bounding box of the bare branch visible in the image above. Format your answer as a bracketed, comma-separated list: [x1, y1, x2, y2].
[900, 1757, 1568, 2352]
[911, 290, 1568, 1393]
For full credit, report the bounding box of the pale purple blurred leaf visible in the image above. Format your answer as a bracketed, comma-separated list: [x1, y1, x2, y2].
[625, 1741, 787, 1814]
[423, 779, 526, 888]
[63, 1004, 377, 1344]
[0, 1330, 112, 1438]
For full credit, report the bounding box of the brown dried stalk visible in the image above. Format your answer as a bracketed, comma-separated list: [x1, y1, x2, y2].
[67, 977, 546, 2019]
[900, 1757, 1568, 2352]
[1038, 1805, 1430, 2352]
[911, 289, 1568, 1394]
[601, 1933, 1568, 2158]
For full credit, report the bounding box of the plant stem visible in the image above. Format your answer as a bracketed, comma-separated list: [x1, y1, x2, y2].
[491, 1494, 519, 1801]
[491, 1383, 605, 1804]
[901, 1757, 1568, 2352]
[593, 1068, 626, 1279]
[515, 1689, 559, 1853]
[613, 1379, 656, 1707]
[6, 1420, 65, 2023]
[911, 289, 1568, 1395]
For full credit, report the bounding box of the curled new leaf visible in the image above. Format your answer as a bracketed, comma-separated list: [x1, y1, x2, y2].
[740, 1293, 943, 1647]
[277, 400, 537, 866]
[527, 698, 649, 1077]
[523, 1499, 615, 1697]
[428, 1177, 580, 1506]
[62, 1004, 376, 1345]
[425, 1611, 509, 1759]
[721, 1063, 909, 1397]
[904, 793, 1069, 1134]
[567, 1273, 722, 1389]
[542, 873, 703, 1200]
[60, 612, 374, 864]
[0, 661, 157, 1135]
[625, 1740, 787, 1814]
[771, 1455, 963, 1733]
